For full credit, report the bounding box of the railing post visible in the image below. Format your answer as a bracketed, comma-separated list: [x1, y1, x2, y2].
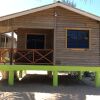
[10, 48, 13, 65]
[0, 50, 1, 63]
[10, 32, 14, 65]
[33, 49, 34, 64]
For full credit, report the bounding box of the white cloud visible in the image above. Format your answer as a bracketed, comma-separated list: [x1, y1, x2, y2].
[0, 0, 42, 16]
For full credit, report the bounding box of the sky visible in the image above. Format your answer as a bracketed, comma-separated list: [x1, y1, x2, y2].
[0, 0, 99, 17]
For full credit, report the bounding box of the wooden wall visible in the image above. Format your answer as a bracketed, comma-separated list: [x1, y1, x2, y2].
[16, 29, 54, 49]
[55, 7, 100, 66]
[0, 7, 99, 66]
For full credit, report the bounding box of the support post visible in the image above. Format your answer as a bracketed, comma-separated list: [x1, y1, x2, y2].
[0, 49, 1, 63]
[4, 35, 7, 48]
[53, 7, 57, 65]
[16, 70, 26, 80]
[22, 70, 27, 77]
[53, 71, 58, 87]
[19, 70, 22, 78]
[78, 71, 83, 80]
[95, 72, 100, 87]
[8, 71, 14, 85]
[10, 32, 14, 65]
[47, 71, 52, 78]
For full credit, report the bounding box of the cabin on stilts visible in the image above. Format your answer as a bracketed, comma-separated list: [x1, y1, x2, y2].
[0, 2, 100, 86]
[0, 2, 100, 66]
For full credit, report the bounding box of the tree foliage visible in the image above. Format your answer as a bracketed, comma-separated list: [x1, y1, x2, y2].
[62, 0, 76, 7]
[54, 0, 76, 7]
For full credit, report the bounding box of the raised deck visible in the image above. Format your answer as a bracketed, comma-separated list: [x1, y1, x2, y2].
[0, 48, 53, 65]
[0, 65, 100, 87]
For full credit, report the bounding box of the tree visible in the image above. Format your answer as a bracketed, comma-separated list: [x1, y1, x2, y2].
[53, 0, 91, 7]
[62, 0, 76, 7]
[53, 0, 76, 7]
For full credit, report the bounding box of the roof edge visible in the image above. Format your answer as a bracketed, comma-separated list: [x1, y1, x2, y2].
[58, 3, 100, 21]
[0, 2, 100, 22]
[0, 3, 58, 21]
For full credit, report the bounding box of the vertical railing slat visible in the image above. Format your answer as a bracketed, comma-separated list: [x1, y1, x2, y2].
[0, 48, 53, 65]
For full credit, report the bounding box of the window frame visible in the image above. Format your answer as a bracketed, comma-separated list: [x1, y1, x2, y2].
[66, 28, 91, 50]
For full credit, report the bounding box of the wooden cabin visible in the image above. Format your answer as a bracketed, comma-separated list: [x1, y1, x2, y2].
[0, 2, 100, 66]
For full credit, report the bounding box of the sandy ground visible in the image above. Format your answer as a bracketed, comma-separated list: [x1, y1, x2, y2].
[0, 74, 100, 100]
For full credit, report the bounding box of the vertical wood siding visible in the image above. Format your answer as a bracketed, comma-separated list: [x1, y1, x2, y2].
[0, 7, 99, 66]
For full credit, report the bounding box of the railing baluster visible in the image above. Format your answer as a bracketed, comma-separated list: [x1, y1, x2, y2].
[0, 48, 53, 65]
[0, 48, 10, 64]
[0, 49, 1, 63]
[33, 49, 34, 64]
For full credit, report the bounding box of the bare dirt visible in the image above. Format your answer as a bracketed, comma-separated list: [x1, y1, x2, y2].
[0, 75, 100, 100]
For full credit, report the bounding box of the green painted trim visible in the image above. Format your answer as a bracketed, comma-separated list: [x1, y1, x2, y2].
[0, 65, 100, 72]
[0, 65, 100, 87]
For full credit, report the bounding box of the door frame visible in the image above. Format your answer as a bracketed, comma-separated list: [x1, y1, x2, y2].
[26, 33, 46, 49]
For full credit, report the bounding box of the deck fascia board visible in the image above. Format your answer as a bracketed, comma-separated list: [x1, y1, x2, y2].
[0, 65, 100, 72]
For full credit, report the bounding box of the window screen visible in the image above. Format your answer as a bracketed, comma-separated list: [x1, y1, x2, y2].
[67, 30, 89, 48]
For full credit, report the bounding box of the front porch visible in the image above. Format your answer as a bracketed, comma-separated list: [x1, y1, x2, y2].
[0, 28, 54, 65]
[0, 48, 53, 65]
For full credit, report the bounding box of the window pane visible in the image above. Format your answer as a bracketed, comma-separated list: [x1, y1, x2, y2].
[67, 30, 89, 48]
[67, 30, 77, 48]
[77, 30, 89, 48]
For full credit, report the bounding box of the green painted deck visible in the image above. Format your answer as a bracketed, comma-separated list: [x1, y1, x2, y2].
[0, 65, 100, 87]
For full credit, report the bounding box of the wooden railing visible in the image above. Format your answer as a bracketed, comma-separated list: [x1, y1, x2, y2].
[0, 48, 53, 65]
[0, 48, 11, 64]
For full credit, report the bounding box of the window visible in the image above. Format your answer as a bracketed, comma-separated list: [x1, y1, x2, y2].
[27, 35, 45, 49]
[67, 29, 89, 48]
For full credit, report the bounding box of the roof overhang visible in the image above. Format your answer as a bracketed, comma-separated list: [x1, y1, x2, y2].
[0, 2, 100, 22]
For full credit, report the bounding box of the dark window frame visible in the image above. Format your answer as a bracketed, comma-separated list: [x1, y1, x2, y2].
[66, 29, 89, 49]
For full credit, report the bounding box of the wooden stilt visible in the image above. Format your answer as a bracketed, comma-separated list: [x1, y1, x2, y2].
[47, 71, 52, 77]
[16, 70, 26, 79]
[53, 71, 58, 86]
[78, 71, 83, 80]
[95, 72, 100, 87]
[8, 71, 14, 85]
[19, 70, 22, 78]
